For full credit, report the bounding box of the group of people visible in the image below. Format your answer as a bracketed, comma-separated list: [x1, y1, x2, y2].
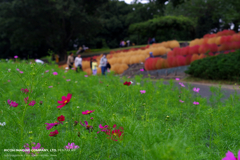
[67, 53, 111, 75]
[119, 40, 131, 47]
[148, 38, 156, 44]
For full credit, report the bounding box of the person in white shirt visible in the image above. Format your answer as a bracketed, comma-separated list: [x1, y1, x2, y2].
[99, 54, 107, 75]
[75, 54, 82, 72]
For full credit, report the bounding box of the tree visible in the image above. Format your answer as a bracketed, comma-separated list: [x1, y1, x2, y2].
[0, 0, 108, 60]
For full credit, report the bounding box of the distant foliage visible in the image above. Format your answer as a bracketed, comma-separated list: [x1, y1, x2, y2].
[129, 16, 195, 42]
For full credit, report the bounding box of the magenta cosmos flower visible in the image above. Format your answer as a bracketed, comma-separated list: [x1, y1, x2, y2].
[49, 86, 53, 88]
[19, 71, 23, 74]
[14, 55, 18, 59]
[179, 100, 184, 103]
[53, 72, 58, 75]
[23, 142, 44, 157]
[21, 88, 29, 94]
[193, 87, 200, 92]
[222, 150, 240, 160]
[66, 79, 71, 81]
[80, 121, 93, 131]
[176, 78, 180, 81]
[97, 124, 109, 133]
[140, 90, 146, 94]
[82, 110, 95, 115]
[7, 100, 18, 107]
[29, 101, 36, 106]
[45, 122, 63, 130]
[106, 124, 124, 141]
[65, 143, 79, 150]
[193, 101, 199, 105]
[84, 75, 88, 77]
[49, 130, 59, 136]
[140, 69, 144, 71]
[57, 93, 72, 109]
[45, 70, 49, 73]
[16, 68, 19, 71]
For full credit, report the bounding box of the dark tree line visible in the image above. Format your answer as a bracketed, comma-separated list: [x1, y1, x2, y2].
[0, 0, 238, 60]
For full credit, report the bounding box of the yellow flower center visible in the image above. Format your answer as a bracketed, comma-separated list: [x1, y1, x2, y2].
[113, 133, 117, 136]
[64, 100, 68, 104]
[87, 111, 90, 114]
[86, 125, 90, 128]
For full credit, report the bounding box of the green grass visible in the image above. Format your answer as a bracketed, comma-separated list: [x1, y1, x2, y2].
[0, 59, 238, 160]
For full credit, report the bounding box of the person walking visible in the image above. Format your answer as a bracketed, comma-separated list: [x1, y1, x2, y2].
[99, 54, 107, 75]
[74, 54, 82, 72]
[67, 52, 74, 69]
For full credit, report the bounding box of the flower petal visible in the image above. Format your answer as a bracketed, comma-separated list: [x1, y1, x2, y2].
[57, 104, 65, 109]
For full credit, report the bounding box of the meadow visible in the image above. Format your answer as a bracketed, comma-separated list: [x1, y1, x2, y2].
[1, 59, 240, 160]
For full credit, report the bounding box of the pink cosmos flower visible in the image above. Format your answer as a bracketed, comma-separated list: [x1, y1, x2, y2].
[176, 78, 180, 81]
[53, 72, 58, 75]
[179, 82, 185, 87]
[179, 100, 184, 103]
[140, 90, 146, 94]
[65, 143, 79, 150]
[29, 101, 36, 106]
[7, 100, 18, 107]
[45, 70, 49, 72]
[20, 71, 23, 74]
[49, 86, 53, 88]
[14, 56, 18, 59]
[45, 122, 63, 130]
[222, 150, 240, 160]
[84, 75, 88, 77]
[23, 142, 44, 157]
[128, 76, 131, 78]
[8, 80, 10, 82]
[49, 130, 59, 136]
[57, 93, 72, 109]
[72, 68, 75, 70]
[16, 68, 19, 71]
[193, 101, 199, 105]
[82, 110, 95, 115]
[66, 79, 71, 81]
[140, 69, 144, 71]
[193, 87, 200, 93]
[80, 121, 93, 130]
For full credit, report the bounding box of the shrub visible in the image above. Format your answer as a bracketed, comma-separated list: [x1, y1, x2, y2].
[185, 50, 240, 80]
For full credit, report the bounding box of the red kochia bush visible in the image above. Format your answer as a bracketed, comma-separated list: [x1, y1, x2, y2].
[167, 56, 177, 68]
[144, 58, 156, 70]
[176, 56, 186, 66]
[185, 55, 192, 65]
[189, 45, 200, 55]
[172, 47, 181, 56]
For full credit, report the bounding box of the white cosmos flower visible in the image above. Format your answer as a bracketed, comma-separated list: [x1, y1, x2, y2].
[130, 81, 133, 84]
[137, 83, 140, 85]
[0, 122, 6, 126]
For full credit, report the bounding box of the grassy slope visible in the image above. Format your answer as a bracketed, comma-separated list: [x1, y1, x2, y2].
[0, 61, 239, 160]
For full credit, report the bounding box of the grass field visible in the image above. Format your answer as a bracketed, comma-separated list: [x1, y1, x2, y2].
[1, 60, 239, 160]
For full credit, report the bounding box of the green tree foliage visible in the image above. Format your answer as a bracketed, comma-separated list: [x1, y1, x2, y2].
[164, 0, 238, 38]
[129, 16, 195, 43]
[95, 1, 164, 48]
[0, 0, 108, 59]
